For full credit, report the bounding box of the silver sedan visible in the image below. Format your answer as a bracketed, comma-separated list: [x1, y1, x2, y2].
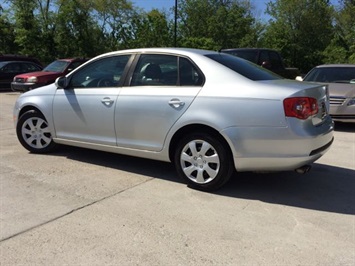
[13, 48, 334, 191]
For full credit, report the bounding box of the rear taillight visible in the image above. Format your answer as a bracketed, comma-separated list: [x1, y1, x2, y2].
[283, 97, 318, 120]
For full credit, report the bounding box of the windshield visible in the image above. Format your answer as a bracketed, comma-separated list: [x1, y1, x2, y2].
[206, 53, 281, 81]
[304, 67, 355, 83]
[43, 60, 69, 72]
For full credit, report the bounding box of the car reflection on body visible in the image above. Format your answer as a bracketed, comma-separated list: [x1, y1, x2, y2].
[297, 64, 355, 123]
[13, 48, 334, 191]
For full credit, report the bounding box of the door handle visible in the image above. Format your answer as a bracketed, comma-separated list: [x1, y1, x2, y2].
[101, 97, 114, 106]
[169, 99, 185, 108]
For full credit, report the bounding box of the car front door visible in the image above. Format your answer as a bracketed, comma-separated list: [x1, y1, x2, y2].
[52, 55, 131, 145]
[115, 54, 203, 151]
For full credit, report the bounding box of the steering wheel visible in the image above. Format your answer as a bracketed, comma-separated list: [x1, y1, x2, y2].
[97, 78, 114, 87]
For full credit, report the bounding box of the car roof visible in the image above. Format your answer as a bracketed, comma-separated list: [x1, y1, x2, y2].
[0, 54, 42, 65]
[56, 58, 87, 62]
[314, 64, 355, 68]
[221, 48, 275, 52]
[98, 48, 217, 58]
[0, 60, 40, 64]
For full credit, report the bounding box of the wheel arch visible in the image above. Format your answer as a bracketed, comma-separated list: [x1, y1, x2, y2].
[16, 106, 57, 153]
[18, 105, 44, 120]
[168, 124, 235, 166]
[16, 105, 55, 136]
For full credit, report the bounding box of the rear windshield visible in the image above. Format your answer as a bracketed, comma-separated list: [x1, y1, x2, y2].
[205, 53, 281, 81]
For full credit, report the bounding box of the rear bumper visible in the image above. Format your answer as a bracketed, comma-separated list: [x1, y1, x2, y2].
[233, 137, 334, 172]
[222, 116, 334, 172]
[309, 137, 334, 156]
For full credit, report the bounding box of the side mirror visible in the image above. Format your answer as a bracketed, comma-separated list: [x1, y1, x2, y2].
[295, 76, 303, 81]
[55, 76, 68, 89]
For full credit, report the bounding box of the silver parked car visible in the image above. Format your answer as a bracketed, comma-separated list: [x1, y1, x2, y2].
[14, 48, 334, 191]
[297, 64, 355, 123]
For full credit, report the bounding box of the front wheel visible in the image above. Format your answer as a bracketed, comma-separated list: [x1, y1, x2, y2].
[174, 132, 234, 191]
[16, 110, 57, 153]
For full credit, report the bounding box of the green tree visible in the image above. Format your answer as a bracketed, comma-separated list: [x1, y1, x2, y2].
[323, 0, 355, 63]
[129, 9, 172, 48]
[263, 0, 334, 72]
[177, 0, 258, 49]
[54, 0, 104, 58]
[9, 0, 42, 57]
[92, 0, 136, 51]
[35, 0, 58, 63]
[0, 5, 17, 54]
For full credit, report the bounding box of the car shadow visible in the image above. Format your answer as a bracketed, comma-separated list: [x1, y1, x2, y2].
[218, 163, 355, 215]
[53, 146, 179, 183]
[334, 121, 355, 132]
[51, 146, 354, 215]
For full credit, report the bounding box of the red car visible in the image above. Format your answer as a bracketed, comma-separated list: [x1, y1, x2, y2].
[11, 58, 88, 92]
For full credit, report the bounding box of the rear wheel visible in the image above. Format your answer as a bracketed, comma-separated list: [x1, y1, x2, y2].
[174, 132, 234, 191]
[16, 110, 57, 153]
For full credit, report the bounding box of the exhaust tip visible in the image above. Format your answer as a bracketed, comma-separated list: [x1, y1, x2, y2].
[295, 165, 312, 174]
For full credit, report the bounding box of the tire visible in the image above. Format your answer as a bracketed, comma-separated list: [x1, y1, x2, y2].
[16, 110, 57, 153]
[174, 132, 234, 191]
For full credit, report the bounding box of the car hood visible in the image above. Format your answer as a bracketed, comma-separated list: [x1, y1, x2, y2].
[327, 83, 355, 98]
[15, 71, 62, 78]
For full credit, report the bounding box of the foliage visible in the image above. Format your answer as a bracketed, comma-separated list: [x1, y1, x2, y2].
[92, 0, 136, 51]
[54, 0, 103, 58]
[0, 5, 17, 53]
[323, 0, 355, 63]
[0, 0, 352, 71]
[177, 0, 259, 49]
[10, 0, 41, 57]
[128, 9, 173, 48]
[263, 0, 334, 73]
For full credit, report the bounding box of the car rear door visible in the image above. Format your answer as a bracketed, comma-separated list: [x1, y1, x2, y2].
[114, 54, 203, 151]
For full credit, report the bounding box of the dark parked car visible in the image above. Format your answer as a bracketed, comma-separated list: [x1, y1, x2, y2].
[296, 64, 355, 123]
[11, 58, 88, 92]
[222, 48, 300, 79]
[0, 54, 42, 66]
[0, 61, 43, 90]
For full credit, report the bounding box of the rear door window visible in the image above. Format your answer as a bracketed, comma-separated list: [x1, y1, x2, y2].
[130, 54, 204, 86]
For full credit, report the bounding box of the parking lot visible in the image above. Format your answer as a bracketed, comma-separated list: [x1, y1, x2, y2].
[1, 91, 354, 265]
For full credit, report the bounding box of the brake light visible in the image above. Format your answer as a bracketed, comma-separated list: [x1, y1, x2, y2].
[283, 97, 318, 119]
